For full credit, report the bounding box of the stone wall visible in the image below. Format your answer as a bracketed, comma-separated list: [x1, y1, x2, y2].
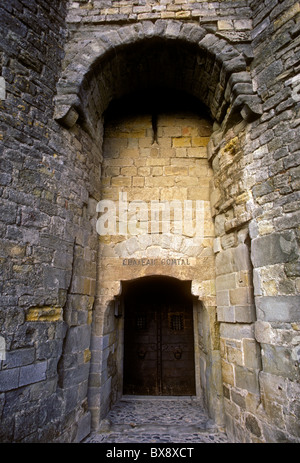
[0, 0, 101, 442]
[67, 0, 253, 33]
[247, 0, 300, 442]
[209, 121, 261, 441]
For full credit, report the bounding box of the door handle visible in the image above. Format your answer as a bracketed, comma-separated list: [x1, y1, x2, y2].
[174, 348, 182, 359]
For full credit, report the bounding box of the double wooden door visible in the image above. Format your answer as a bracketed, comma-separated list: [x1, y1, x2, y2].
[123, 278, 195, 396]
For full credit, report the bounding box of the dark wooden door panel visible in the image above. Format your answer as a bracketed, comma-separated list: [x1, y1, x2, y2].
[123, 278, 195, 396]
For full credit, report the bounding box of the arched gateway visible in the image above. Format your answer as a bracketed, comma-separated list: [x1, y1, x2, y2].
[53, 20, 261, 434]
[1, 1, 299, 444]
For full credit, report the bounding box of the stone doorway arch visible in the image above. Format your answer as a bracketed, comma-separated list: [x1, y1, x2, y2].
[90, 272, 224, 431]
[120, 275, 224, 427]
[54, 19, 262, 436]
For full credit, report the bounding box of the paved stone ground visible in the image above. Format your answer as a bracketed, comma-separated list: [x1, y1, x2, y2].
[84, 396, 229, 443]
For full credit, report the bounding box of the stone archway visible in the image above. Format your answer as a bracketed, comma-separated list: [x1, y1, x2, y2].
[1, 0, 298, 444]
[91, 272, 224, 429]
[54, 20, 262, 133]
[54, 20, 262, 435]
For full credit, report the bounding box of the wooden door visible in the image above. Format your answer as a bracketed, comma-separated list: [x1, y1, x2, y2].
[123, 278, 195, 396]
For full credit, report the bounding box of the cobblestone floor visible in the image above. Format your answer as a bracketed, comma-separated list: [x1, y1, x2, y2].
[84, 396, 229, 443]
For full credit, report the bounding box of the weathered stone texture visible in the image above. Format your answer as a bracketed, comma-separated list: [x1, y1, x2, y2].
[229, 0, 300, 443]
[0, 0, 99, 443]
[0, 0, 299, 445]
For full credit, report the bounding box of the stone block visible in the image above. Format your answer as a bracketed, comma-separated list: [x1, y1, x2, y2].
[216, 244, 252, 276]
[285, 262, 300, 277]
[235, 365, 260, 394]
[61, 363, 90, 388]
[44, 267, 71, 291]
[227, 343, 243, 366]
[192, 137, 210, 147]
[245, 413, 262, 438]
[224, 398, 240, 428]
[217, 306, 235, 323]
[216, 248, 235, 276]
[187, 187, 210, 200]
[261, 343, 299, 381]
[172, 137, 191, 148]
[20, 206, 51, 228]
[255, 320, 274, 344]
[75, 412, 91, 442]
[234, 19, 252, 31]
[259, 371, 287, 406]
[255, 296, 300, 322]
[234, 244, 252, 272]
[164, 166, 188, 176]
[274, 210, 300, 232]
[187, 147, 207, 158]
[111, 177, 131, 187]
[221, 360, 235, 385]
[37, 339, 63, 361]
[214, 213, 226, 236]
[145, 176, 174, 187]
[221, 233, 237, 250]
[161, 126, 182, 137]
[251, 231, 299, 268]
[231, 389, 246, 409]
[120, 166, 137, 176]
[286, 414, 300, 439]
[220, 322, 254, 340]
[234, 305, 256, 323]
[152, 167, 163, 176]
[161, 187, 187, 201]
[165, 20, 182, 39]
[19, 361, 47, 387]
[243, 339, 262, 369]
[218, 20, 234, 31]
[26, 306, 63, 322]
[64, 385, 80, 414]
[0, 201, 17, 224]
[64, 325, 91, 354]
[0, 368, 20, 391]
[252, 178, 274, 199]
[230, 287, 253, 306]
[5, 348, 35, 368]
[214, 237, 222, 254]
[216, 289, 230, 306]
[14, 405, 41, 441]
[264, 399, 285, 431]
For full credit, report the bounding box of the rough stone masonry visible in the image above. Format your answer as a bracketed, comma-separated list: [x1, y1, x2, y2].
[0, 0, 299, 443]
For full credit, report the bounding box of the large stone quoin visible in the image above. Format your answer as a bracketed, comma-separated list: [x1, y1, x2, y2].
[0, 0, 299, 443]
